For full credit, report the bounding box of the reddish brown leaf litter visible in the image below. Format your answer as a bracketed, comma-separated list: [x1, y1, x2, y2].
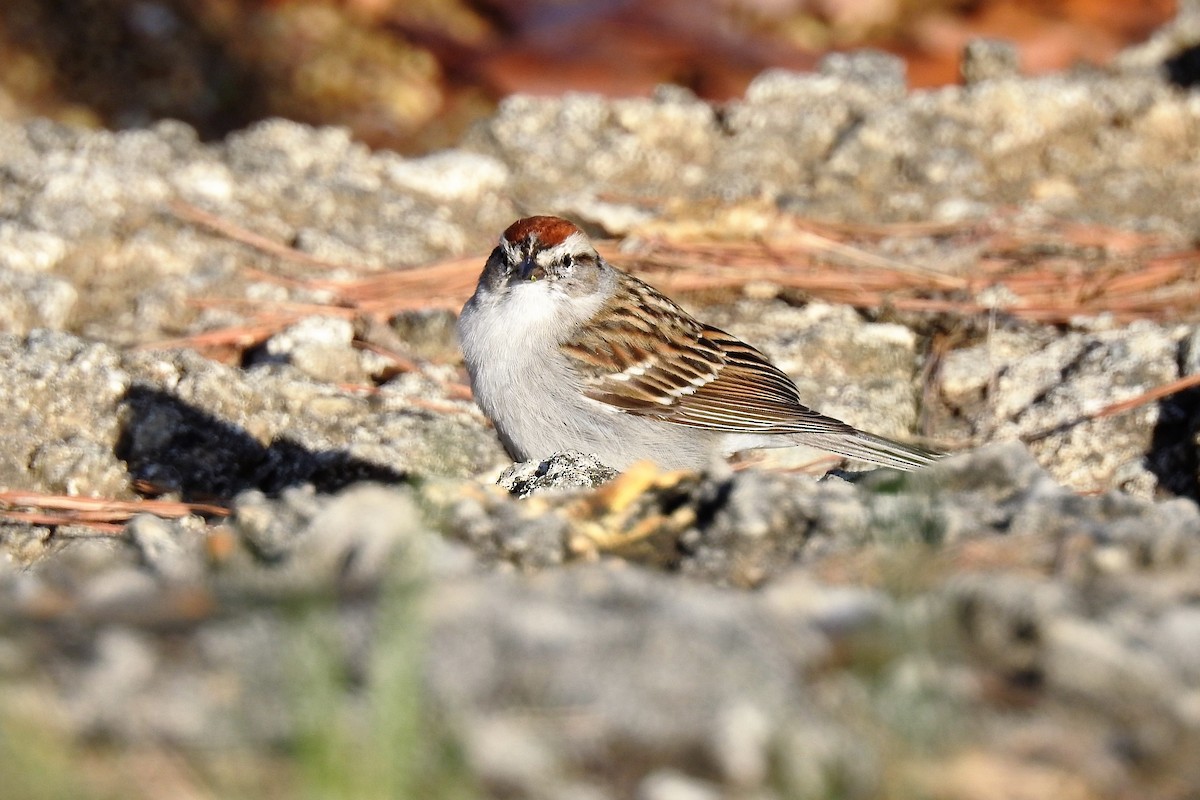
[896, 0, 1176, 86]
[167, 205, 1200, 342]
[168, 200, 335, 273]
[1092, 372, 1200, 419]
[151, 205, 1200, 437]
[612, 216, 1200, 325]
[0, 489, 230, 535]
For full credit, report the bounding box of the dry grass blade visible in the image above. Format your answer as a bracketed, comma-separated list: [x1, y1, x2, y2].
[141, 322, 292, 354]
[1092, 372, 1200, 419]
[189, 298, 359, 317]
[153, 207, 1200, 366]
[1020, 370, 1200, 445]
[322, 256, 482, 314]
[168, 199, 341, 272]
[354, 340, 421, 373]
[0, 490, 231, 534]
[769, 228, 969, 289]
[0, 490, 230, 517]
[795, 216, 986, 239]
[0, 510, 126, 534]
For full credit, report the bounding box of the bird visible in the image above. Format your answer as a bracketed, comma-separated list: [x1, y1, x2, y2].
[457, 215, 941, 472]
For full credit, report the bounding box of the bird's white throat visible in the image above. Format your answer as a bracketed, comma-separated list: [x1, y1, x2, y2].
[463, 281, 606, 353]
[458, 277, 615, 462]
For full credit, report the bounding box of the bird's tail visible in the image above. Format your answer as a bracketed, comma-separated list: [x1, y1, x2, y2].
[803, 430, 943, 471]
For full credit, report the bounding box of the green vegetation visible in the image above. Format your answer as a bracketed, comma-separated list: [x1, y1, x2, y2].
[0, 573, 478, 800]
[290, 579, 478, 800]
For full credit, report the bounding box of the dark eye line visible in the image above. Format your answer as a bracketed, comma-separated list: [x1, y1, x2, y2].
[562, 252, 595, 268]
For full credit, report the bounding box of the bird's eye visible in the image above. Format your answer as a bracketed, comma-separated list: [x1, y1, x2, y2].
[561, 254, 574, 269]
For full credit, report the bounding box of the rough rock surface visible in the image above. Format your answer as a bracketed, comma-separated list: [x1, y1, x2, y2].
[497, 450, 621, 498]
[2, 13, 1200, 799]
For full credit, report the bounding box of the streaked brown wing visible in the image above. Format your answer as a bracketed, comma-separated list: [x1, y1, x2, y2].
[560, 274, 858, 436]
[659, 328, 858, 435]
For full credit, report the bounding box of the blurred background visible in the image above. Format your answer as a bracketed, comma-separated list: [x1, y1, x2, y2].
[2, 4, 1199, 800]
[0, 0, 1178, 153]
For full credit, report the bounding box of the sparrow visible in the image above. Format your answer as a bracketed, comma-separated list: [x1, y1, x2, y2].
[457, 215, 941, 472]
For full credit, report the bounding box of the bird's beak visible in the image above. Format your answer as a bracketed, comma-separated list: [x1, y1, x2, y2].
[517, 258, 546, 282]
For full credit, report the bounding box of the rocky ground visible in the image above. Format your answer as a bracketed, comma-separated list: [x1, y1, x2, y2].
[2, 11, 1200, 800]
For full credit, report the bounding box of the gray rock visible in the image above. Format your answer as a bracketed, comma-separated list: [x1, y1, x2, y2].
[0, 268, 76, 334]
[941, 322, 1191, 495]
[258, 315, 366, 384]
[818, 50, 908, 98]
[424, 564, 827, 778]
[463, 717, 566, 799]
[961, 39, 1022, 84]
[120, 344, 495, 496]
[0, 331, 131, 497]
[232, 486, 325, 563]
[465, 89, 722, 204]
[447, 485, 572, 569]
[1151, 607, 1200, 684]
[384, 150, 510, 204]
[0, 222, 68, 273]
[1116, 0, 1200, 73]
[126, 513, 204, 582]
[497, 451, 620, 498]
[449, 439, 1198, 587]
[230, 482, 460, 586]
[61, 628, 161, 739]
[773, 719, 881, 800]
[709, 702, 773, 789]
[636, 771, 722, 800]
[386, 308, 461, 362]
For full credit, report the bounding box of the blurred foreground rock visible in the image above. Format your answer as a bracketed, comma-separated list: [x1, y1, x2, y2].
[2, 445, 1199, 799]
